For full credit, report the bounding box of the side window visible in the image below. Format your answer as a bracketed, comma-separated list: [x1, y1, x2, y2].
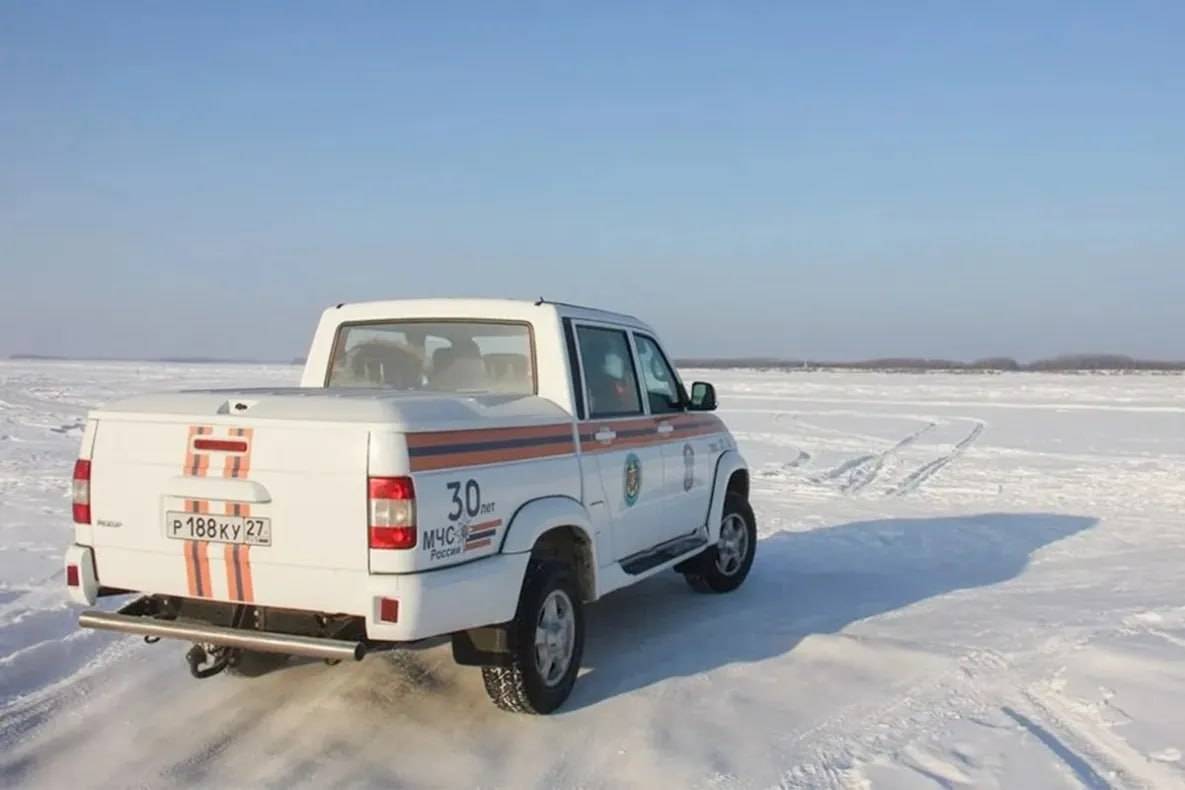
[634, 334, 683, 414]
[576, 326, 643, 419]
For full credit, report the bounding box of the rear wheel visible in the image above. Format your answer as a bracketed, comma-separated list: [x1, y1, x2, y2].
[682, 493, 756, 593]
[481, 559, 584, 714]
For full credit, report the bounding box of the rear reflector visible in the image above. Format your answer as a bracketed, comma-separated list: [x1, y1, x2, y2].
[66, 564, 80, 587]
[193, 438, 248, 453]
[72, 459, 91, 524]
[378, 597, 399, 623]
[368, 476, 416, 549]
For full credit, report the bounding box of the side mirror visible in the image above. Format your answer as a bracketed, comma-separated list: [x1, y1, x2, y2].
[689, 381, 717, 411]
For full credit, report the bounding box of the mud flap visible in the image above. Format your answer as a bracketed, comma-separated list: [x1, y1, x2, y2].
[451, 624, 514, 667]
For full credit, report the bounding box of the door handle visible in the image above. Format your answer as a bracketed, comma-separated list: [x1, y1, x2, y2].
[594, 428, 616, 443]
[656, 422, 675, 435]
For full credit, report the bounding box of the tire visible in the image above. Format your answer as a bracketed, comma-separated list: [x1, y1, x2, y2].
[683, 493, 756, 593]
[481, 559, 585, 714]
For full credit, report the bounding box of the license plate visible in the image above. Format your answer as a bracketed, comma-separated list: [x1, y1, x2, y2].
[164, 511, 272, 546]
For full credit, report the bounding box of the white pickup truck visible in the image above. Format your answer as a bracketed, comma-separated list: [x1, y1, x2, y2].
[65, 298, 754, 713]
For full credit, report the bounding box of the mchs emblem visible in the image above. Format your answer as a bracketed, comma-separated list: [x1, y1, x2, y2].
[623, 452, 642, 506]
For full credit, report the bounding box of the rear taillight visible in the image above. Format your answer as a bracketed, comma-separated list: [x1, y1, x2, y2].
[368, 476, 416, 549]
[72, 459, 91, 524]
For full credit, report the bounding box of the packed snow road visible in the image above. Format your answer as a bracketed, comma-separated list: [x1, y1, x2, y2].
[2, 360, 1183, 788]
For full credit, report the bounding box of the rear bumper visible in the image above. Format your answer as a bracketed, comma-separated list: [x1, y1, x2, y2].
[80, 603, 366, 662]
[69, 542, 531, 644]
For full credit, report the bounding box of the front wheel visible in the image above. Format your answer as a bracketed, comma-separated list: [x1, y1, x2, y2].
[683, 493, 756, 593]
[481, 560, 585, 714]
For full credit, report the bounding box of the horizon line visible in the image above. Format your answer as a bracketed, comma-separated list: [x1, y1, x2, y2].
[7, 351, 1185, 372]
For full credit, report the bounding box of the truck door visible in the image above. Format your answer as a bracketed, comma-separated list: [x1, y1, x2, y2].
[572, 324, 664, 561]
[632, 332, 713, 540]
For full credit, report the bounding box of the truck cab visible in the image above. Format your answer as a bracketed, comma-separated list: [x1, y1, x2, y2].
[66, 299, 754, 713]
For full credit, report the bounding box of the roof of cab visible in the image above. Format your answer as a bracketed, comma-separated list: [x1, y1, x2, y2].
[326, 298, 651, 331]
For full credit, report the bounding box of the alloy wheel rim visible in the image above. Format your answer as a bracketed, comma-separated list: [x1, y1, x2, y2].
[715, 513, 749, 576]
[534, 589, 576, 686]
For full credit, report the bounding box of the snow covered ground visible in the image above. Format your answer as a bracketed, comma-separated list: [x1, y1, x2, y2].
[1, 360, 1183, 788]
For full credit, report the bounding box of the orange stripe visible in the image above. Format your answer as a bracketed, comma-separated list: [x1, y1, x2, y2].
[181, 427, 213, 598]
[184, 540, 199, 596]
[668, 427, 722, 441]
[238, 544, 254, 602]
[223, 543, 238, 599]
[624, 416, 666, 430]
[577, 414, 727, 454]
[406, 423, 574, 449]
[219, 501, 255, 603]
[183, 496, 201, 597]
[577, 416, 656, 436]
[237, 428, 253, 478]
[582, 435, 656, 453]
[408, 440, 576, 472]
[222, 427, 240, 478]
[220, 426, 254, 479]
[184, 426, 198, 475]
[192, 498, 211, 598]
[579, 415, 715, 436]
[404, 417, 723, 470]
[404, 415, 726, 470]
[224, 543, 253, 603]
[195, 541, 212, 598]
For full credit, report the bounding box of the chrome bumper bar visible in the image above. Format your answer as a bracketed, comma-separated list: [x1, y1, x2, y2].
[78, 610, 367, 662]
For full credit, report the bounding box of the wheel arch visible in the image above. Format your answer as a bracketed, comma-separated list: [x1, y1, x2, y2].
[707, 449, 749, 543]
[499, 496, 598, 602]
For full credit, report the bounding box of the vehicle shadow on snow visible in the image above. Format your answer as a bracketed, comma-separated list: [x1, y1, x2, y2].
[569, 512, 1096, 711]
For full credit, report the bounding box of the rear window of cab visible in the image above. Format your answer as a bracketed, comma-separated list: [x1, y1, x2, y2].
[326, 320, 536, 394]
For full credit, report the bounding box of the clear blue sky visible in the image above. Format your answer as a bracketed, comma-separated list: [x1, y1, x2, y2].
[2, 2, 1182, 361]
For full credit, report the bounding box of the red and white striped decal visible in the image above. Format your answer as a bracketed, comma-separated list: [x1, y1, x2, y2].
[180, 425, 256, 601]
[221, 427, 254, 479]
[181, 498, 214, 598]
[222, 501, 256, 602]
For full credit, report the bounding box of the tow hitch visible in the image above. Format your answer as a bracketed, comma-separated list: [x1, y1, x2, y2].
[186, 643, 239, 679]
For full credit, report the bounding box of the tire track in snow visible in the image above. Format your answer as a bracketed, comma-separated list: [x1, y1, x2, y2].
[887, 421, 984, 497]
[1019, 682, 1185, 789]
[758, 449, 813, 480]
[1001, 706, 1111, 789]
[816, 421, 936, 494]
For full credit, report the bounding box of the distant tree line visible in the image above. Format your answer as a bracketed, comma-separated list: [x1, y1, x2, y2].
[676, 353, 1185, 372]
[8, 353, 300, 365]
[11, 352, 1183, 373]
